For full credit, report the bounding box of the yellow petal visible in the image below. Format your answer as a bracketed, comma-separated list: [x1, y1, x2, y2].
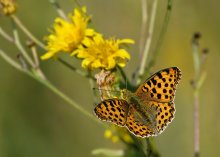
[117, 60, 127, 67]
[113, 49, 130, 59]
[85, 28, 99, 36]
[118, 39, 135, 44]
[81, 6, 87, 13]
[94, 34, 104, 43]
[81, 58, 93, 69]
[106, 57, 116, 70]
[91, 59, 102, 69]
[82, 37, 93, 47]
[41, 52, 55, 60]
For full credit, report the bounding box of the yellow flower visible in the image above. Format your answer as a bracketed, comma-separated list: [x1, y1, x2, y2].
[104, 129, 119, 143]
[72, 35, 134, 70]
[41, 7, 97, 60]
[104, 129, 113, 139]
[0, 0, 16, 15]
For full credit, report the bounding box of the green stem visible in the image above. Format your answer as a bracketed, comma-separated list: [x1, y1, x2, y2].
[88, 71, 99, 102]
[146, 138, 160, 157]
[17, 54, 28, 70]
[192, 41, 200, 80]
[11, 15, 46, 49]
[1, 49, 104, 127]
[191, 33, 208, 157]
[0, 27, 14, 43]
[73, 0, 82, 7]
[31, 46, 40, 68]
[0, 49, 22, 71]
[57, 58, 94, 79]
[117, 66, 132, 89]
[139, 0, 148, 54]
[137, 0, 158, 83]
[32, 74, 102, 124]
[49, 0, 68, 20]
[148, 0, 174, 69]
[12, 22, 35, 67]
[193, 91, 199, 157]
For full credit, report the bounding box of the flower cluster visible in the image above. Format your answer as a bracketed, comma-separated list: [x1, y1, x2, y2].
[0, 0, 16, 15]
[104, 128, 134, 144]
[42, 7, 134, 70]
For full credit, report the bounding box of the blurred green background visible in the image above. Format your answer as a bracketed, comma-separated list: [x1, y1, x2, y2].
[0, 0, 220, 157]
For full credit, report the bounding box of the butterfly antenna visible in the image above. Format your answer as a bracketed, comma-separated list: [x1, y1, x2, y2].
[92, 87, 119, 93]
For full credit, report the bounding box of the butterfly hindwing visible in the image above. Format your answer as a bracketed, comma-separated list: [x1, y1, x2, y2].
[135, 67, 182, 102]
[125, 106, 157, 137]
[94, 99, 129, 126]
[148, 101, 175, 133]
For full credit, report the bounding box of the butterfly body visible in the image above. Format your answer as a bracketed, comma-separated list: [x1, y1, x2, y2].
[122, 89, 157, 129]
[94, 67, 182, 138]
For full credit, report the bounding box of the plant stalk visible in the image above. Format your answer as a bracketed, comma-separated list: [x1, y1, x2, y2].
[138, 0, 158, 83]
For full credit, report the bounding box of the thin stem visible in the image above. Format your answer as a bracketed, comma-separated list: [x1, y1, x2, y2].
[191, 32, 208, 157]
[31, 46, 39, 68]
[0, 49, 22, 71]
[33, 75, 102, 125]
[146, 138, 160, 157]
[137, 0, 158, 83]
[0, 27, 14, 43]
[10, 15, 46, 49]
[17, 54, 28, 70]
[148, 0, 174, 69]
[139, 0, 148, 55]
[12, 23, 35, 67]
[192, 40, 200, 80]
[57, 57, 94, 79]
[88, 71, 98, 102]
[73, 0, 82, 7]
[194, 92, 199, 157]
[117, 66, 131, 88]
[49, 0, 68, 20]
[1, 49, 102, 125]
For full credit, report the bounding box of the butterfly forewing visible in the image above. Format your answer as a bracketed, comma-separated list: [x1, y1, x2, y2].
[135, 67, 182, 102]
[94, 99, 129, 126]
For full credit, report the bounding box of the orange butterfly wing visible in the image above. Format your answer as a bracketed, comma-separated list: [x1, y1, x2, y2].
[133, 67, 181, 133]
[94, 99, 129, 126]
[135, 67, 182, 102]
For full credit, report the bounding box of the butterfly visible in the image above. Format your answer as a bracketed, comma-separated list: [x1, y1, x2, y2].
[94, 67, 182, 138]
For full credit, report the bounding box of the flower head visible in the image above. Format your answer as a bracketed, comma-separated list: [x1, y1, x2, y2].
[0, 0, 16, 15]
[72, 35, 134, 70]
[41, 7, 97, 60]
